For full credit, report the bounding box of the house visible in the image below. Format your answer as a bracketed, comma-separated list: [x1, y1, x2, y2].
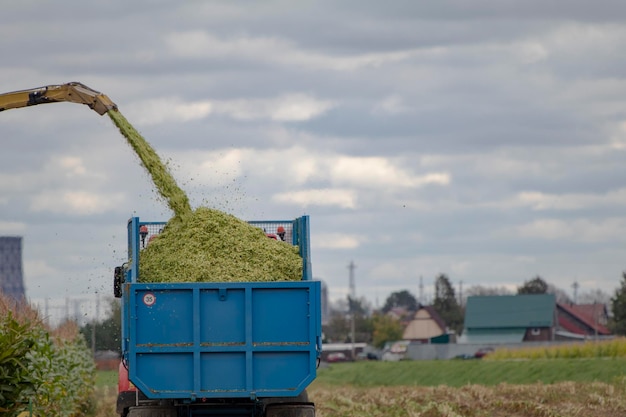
[459, 294, 557, 344]
[556, 302, 611, 340]
[385, 306, 415, 327]
[402, 305, 448, 343]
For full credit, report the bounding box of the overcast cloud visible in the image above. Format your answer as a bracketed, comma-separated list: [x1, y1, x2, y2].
[1, 1, 626, 320]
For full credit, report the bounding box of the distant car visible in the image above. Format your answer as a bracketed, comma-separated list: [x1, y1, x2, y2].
[474, 347, 494, 359]
[453, 353, 476, 360]
[381, 351, 404, 362]
[381, 340, 410, 361]
[356, 352, 379, 361]
[326, 352, 348, 363]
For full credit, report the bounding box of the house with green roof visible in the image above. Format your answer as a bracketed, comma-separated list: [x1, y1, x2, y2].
[459, 294, 557, 344]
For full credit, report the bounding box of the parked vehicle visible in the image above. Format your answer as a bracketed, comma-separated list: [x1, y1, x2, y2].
[356, 352, 379, 360]
[381, 340, 410, 361]
[326, 352, 348, 363]
[474, 347, 495, 359]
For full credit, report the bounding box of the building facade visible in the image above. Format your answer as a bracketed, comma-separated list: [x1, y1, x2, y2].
[0, 236, 26, 300]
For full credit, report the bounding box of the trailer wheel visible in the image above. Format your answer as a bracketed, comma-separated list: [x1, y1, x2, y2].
[265, 403, 315, 417]
[262, 390, 314, 417]
[126, 405, 177, 417]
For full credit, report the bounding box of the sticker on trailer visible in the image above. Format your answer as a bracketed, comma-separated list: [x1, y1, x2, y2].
[143, 292, 156, 306]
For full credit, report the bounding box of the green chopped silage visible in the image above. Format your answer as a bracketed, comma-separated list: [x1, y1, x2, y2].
[139, 207, 303, 282]
[108, 110, 192, 222]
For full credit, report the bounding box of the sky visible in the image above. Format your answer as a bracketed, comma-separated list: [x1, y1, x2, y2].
[1, 1, 626, 322]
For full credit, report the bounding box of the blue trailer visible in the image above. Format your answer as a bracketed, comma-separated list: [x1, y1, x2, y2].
[114, 216, 322, 417]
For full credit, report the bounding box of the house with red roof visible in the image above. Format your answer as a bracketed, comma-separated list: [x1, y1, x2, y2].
[459, 294, 613, 344]
[556, 302, 611, 339]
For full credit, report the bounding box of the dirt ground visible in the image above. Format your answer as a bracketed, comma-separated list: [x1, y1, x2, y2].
[95, 381, 626, 417]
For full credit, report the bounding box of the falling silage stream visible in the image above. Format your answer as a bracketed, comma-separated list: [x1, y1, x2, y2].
[107, 109, 302, 282]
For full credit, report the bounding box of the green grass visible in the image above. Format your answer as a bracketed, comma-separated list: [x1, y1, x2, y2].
[313, 358, 626, 388]
[96, 370, 118, 388]
[98, 358, 626, 391]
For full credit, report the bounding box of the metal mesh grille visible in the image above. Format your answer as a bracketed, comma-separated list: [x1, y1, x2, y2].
[138, 223, 166, 249]
[249, 221, 294, 245]
[139, 221, 295, 248]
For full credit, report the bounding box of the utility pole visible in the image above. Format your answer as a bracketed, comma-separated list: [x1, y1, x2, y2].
[572, 281, 579, 304]
[348, 260, 356, 360]
[459, 280, 463, 308]
[419, 276, 424, 305]
[92, 293, 100, 355]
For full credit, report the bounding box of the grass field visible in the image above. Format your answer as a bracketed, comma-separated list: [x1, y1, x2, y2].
[309, 359, 626, 416]
[96, 370, 118, 388]
[314, 357, 626, 387]
[308, 380, 626, 417]
[95, 359, 626, 416]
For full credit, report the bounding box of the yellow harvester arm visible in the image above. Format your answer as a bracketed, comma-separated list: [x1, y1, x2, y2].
[0, 81, 117, 115]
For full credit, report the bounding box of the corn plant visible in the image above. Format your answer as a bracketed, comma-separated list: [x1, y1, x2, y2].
[24, 323, 96, 416]
[0, 311, 37, 415]
[0, 295, 96, 417]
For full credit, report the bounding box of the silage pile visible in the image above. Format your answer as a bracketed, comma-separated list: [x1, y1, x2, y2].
[139, 207, 303, 283]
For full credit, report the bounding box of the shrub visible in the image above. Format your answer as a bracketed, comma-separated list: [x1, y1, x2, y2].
[0, 294, 96, 416]
[0, 310, 37, 414]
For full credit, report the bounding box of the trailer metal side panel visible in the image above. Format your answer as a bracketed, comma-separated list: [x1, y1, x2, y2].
[125, 280, 321, 400]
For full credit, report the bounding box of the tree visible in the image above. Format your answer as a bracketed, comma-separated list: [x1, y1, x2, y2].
[547, 284, 573, 304]
[464, 285, 512, 306]
[465, 285, 513, 297]
[80, 298, 121, 352]
[518, 276, 548, 294]
[323, 312, 350, 343]
[432, 274, 464, 334]
[348, 296, 374, 343]
[371, 313, 404, 349]
[348, 295, 370, 316]
[610, 272, 626, 335]
[578, 289, 611, 306]
[323, 296, 373, 343]
[381, 290, 419, 314]
[517, 276, 573, 303]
